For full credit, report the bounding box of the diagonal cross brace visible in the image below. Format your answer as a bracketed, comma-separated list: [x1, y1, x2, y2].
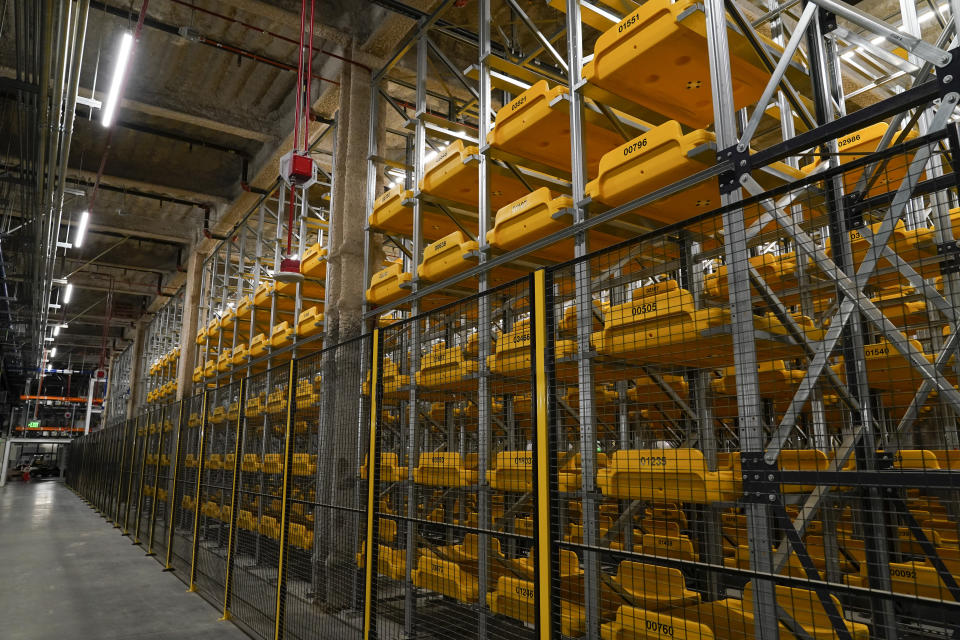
[736, 97, 960, 463]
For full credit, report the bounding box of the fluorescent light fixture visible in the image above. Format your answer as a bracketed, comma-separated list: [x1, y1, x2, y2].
[74, 210, 89, 247]
[101, 31, 134, 128]
[53, 325, 60, 337]
[49, 347, 56, 358]
[63, 283, 73, 304]
[918, 10, 935, 23]
[44, 336, 54, 342]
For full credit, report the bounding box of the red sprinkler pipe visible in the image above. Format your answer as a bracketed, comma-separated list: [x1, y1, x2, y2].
[304, 0, 315, 151]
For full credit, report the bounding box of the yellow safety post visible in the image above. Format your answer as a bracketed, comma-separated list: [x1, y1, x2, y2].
[362, 329, 381, 640]
[273, 360, 297, 640]
[188, 391, 210, 592]
[220, 378, 246, 621]
[533, 269, 555, 640]
[164, 400, 185, 571]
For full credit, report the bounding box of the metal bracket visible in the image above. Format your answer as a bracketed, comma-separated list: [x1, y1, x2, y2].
[740, 452, 779, 503]
[939, 240, 960, 275]
[842, 192, 865, 230]
[936, 48, 960, 97]
[820, 9, 837, 33]
[717, 145, 750, 195]
[875, 450, 895, 470]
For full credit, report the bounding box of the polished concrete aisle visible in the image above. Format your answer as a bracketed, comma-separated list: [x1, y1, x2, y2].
[0, 480, 248, 640]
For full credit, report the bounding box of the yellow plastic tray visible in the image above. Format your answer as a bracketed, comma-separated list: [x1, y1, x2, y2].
[412, 552, 481, 603]
[276, 278, 325, 302]
[417, 231, 479, 283]
[297, 305, 324, 339]
[205, 317, 220, 341]
[489, 80, 625, 177]
[231, 344, 248, 367]
[585, 0, 772, 128]
[300, 243, 327, 279]
[488, 578, 585, 637]
[270, 321, 293, 349]
[236, 295, 253, 319]
[704, 252, 800, 300]
[413, 452, 479, 487]
[415, 342, 478, 391]
[602, 561, 700, 613]
[598, 449, 738, 504]
[586, 120, 804, 223]
[743, 583, 869, 639]
[368, 185, 466, 240]
[487, 320, 578, 380]
[419, 139, 529, 210]
[487, 187, 621, 261]
[366, 262, 412, 306]
[216, 351, 232, 373]
[253, 281, 272, 307]
[599, 287, 823, 366]
[601, 607, 709, 640]
[249, 333, 268, 359]
[804, 122, 919, 198]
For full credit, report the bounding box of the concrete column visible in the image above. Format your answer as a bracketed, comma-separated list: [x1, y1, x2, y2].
[336, 54, 373, 340]
[176, 249, 206, 399]
[324, 63, 352, 347]
[126, 319, 149, 419]
[317, 48, 379, 609]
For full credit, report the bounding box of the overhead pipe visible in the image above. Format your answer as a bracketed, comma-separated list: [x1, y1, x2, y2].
[164, 0, 371, 70]
[88, 1, 339, 86]
[47, 0, 91, 331]
[201, 205, 227, 240]
[32, 0, 66, 371]
[240, 157, 270, 194]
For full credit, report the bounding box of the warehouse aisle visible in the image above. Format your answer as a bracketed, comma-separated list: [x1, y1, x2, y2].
[0, 480, 247, 640]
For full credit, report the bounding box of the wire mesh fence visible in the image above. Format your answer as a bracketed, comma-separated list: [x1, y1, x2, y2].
[169, 392, 205, 580]
[66, 130, 960, 640]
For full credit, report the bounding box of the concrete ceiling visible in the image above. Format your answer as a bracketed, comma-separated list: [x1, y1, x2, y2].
[0, 0, 408, 391]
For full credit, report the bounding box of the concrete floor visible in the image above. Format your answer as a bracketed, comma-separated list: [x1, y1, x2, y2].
[0, 479, 249, 640]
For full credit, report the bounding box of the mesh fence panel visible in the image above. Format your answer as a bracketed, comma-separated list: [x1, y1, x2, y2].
[136, 407, 163, 545]
[539, 131, 960, 640]
[229, 363, 290, 639]
[193, 381, 243, 608]
[170, 392, 205, 582]
[149, 401, 179, 561]
[369, 277, 539, 640]
[282, 335, 371, 640]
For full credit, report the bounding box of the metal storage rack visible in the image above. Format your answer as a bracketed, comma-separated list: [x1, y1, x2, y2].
[188, 124, 335, 395]
[359, 0, 960, 639]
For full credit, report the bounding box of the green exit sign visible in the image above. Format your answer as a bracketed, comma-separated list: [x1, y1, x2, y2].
[27, 420, 40, 429]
